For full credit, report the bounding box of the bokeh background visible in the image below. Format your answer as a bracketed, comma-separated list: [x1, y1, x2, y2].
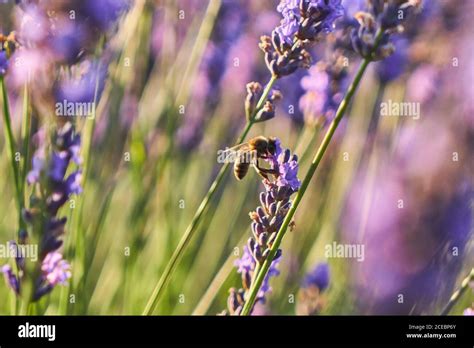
[0, 0, 472, 315]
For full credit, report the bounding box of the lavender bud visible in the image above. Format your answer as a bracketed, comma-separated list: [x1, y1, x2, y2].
[242, 271, 252, 290]
[247, 238, 256, 254]
[269, 202, 278, 216]
[258, 232, 268, 246]
[254, 101, 275, 123]
[253, 244, 263, 263]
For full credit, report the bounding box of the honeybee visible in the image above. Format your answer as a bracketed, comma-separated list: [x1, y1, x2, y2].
[0, 32, 17, 56]
[227, 136, 279, 181]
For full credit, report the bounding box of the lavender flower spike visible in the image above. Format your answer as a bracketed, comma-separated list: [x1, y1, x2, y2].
[227, 139, 300, 315]
[351, 0, 422, 60]
[260, 0, 344, 77]
[1, 122, 80, 302]
[276, 0, 344, 44]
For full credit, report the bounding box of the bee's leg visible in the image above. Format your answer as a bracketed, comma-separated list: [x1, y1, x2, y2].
[253, 159, 279, 179]
[252, 159, 269, 180]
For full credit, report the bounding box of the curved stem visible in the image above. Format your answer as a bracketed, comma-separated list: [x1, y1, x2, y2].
[440, 268, 474, 316]
[240, 57, 372, 315]
[143, 75, 278, 315]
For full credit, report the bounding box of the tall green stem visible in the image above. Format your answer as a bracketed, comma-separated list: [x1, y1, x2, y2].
[1, 77, 22, 219]
[240, 57, 372, 315]
[143, 75, 278, 315]
[20, 79, 31, 230]
[440, 268, 474, 315]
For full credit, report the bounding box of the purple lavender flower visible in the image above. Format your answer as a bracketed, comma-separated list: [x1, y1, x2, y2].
[2, 122, 81, 301]
[41, 252, 71, 286]
[276, 0, 300, 45]
[260, 0, 344, 78]
[82, 0, 131, 31]
[375, 37, 408, 83]
[14, 1, 130, 65]
[1, 265, 20, 294]
[234, 246, 281, 302]
[227, 139, 300, 315]
[234, 245, 255, 274]
[297, 262, 330, 315]
[274, 148, 301, 191]
[54, 60, 106, 107]
[299, 56, 348, 126]
[276, 0, 344, 44]
[342, 120, 472, 314]
[0, 51, 9, 76]
[27, 123, 82, 215]
[300, 65, 329, 120]
[303, 262, 330, 290]
[351, 0, 422, 61]
[50, 19, 87, 64]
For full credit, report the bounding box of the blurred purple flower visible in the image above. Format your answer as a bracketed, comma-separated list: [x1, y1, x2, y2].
[82, 0, 131, 31]
[375, 38, 409, 83]
[351, 0, 421, 60]
[3, 123, 81, 301]
[303, 262, 330, 290]
[0, 51, 9, 75]
[14, 0, 130, 66]
[343, 121, 472, 314]
[1, 265, 20, 294]
[15, 5, 49, 45]
[299, 64, 330, 122]
[406, 64, 438, 104]
[50, 19, 87, 64]
[299, 57, 348, 126]
[41, 252, 71, 286]
[297, 262, 330, 315]
[54, 60, 106, 105]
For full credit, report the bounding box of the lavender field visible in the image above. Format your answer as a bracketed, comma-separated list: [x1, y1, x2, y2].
[0, 0, 473, 317]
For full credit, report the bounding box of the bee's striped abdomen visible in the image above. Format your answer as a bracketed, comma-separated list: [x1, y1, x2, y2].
[234, 152, 250, 180]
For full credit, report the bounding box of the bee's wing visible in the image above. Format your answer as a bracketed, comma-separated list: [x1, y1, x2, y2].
[221, 143, 250, 163]
[226, 142, 250, 152]
[222, 143, 250, 155]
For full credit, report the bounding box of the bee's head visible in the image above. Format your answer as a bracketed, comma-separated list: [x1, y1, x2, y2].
[252, 137, 269, 153]
[267, 137, 278, 156]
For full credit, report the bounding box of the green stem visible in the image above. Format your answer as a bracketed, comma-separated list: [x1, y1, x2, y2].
[1, 77, 22, 220]
[20, 79, 31, 229]
[143, 75, 278, 315]
[240, 57, 373, 316]
[440, 268, 474, 316]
